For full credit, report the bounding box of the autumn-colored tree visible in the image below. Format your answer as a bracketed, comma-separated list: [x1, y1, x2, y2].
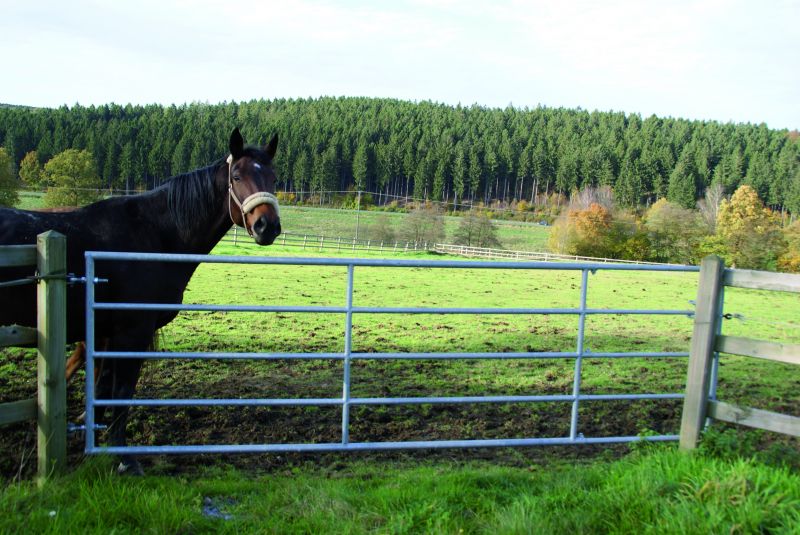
[43, 149, 102, 207]
[548, 202, 613, 257]
[777, 221, 800, 273]
[715, 185, 784, 269]
[0, 147, 19, 207]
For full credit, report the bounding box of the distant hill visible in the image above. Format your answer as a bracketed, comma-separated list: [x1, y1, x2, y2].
[0, 103, 38, 110]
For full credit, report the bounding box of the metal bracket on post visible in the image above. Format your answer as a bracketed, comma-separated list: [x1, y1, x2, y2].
[68, 276, 109, 285]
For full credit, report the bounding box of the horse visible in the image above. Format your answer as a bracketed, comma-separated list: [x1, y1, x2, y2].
[0, 128, 281, 474]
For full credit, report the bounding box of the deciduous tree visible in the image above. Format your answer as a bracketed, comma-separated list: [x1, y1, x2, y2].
[452, 211, 502, 248]
[42, 149, 102, 207]
[715, 185, 783, 269]
[19, 150, 44, 187]
[0, 147, 19, 207]
[401, 204, 445, 244]
[644, 198, 705, 263]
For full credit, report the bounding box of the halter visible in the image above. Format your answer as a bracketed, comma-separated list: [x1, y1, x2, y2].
[227, 154, 281, 236]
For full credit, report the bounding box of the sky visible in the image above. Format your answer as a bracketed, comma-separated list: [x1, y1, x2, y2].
[1, 0, 798, 130]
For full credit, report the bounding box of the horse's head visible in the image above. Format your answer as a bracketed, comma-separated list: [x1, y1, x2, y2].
[226, 128, 282, 245]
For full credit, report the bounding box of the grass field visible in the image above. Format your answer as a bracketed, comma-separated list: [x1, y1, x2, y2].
[2, 219, 799, 532]
[280, 206, 552, 251]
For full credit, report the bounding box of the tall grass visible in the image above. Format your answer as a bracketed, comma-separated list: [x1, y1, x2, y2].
[2, 449, 798, 534]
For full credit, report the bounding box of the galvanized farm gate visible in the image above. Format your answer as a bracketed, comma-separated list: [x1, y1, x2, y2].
[82, 252, 702, 456]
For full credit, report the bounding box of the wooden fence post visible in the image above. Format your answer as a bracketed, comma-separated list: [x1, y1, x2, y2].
[37, 231, 67, 480]
[679, 255, 724, 450]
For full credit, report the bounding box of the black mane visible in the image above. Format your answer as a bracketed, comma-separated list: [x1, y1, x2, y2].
[166, 159, 225, 239]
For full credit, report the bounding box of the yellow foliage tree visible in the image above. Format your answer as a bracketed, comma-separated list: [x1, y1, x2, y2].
[715, 185, 784, 269]
[548, 203, 614, 257]
[777, 221, 800, 273]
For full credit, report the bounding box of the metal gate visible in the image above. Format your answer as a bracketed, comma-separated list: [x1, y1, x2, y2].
[83, 252, 700, 455]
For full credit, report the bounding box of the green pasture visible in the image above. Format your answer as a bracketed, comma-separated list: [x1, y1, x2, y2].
[13, 194, 552, 252]
[282, 206, 551, 251]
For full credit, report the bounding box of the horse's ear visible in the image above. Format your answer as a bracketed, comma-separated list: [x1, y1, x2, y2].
[265, 134, 279, 160]
[229, 127, 244, 159]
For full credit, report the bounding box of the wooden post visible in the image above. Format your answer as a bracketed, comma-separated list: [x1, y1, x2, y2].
[36, 231, 67, 480]
[679, 255, 724, 450]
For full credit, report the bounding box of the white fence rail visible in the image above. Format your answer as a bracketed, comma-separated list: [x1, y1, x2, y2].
[434, 244, 677, 265]
[224, 228, 679, 266]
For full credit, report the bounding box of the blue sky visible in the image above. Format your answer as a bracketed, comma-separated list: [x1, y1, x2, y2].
[2, 0, 797, 129]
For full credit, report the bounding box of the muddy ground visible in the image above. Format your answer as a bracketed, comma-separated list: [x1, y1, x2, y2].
[1, 348, 686, 481]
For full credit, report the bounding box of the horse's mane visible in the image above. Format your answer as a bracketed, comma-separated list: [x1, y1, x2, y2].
[166, 159, 225, 240]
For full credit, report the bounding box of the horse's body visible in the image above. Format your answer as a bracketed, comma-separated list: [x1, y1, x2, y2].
[0, 129, 280, 473]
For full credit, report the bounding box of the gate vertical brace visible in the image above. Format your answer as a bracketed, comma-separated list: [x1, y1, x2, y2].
[679, 255, 724, 450]
[84, 255, 97, 454]
[570, 269, 589, 441]
[341, 265, 355, 444]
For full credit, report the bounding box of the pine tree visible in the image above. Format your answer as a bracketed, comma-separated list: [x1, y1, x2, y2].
[451, 145, 467, 204]
[352, 143, 369, 191]
[667, 148, 699, 208]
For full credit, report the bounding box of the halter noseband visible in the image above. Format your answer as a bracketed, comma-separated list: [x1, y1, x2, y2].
[227, 154, 281, 236]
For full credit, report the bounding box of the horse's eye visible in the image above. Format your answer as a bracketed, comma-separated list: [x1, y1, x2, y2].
[233, 174, 242, 182]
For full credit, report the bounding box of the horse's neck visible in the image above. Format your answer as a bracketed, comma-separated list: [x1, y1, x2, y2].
[148, 181, 233, 255]
[176, 201, 233, 254]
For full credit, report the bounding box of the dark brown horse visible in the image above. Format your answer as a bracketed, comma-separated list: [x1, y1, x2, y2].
[0, 128, 281, 474]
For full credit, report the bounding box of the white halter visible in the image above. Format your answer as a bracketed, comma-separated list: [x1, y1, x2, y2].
[227, 154, 280, 236]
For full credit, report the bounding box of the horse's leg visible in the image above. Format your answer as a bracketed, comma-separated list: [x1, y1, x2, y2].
[65, 342, 86, 383]
[104, 330, 151, 476]
[109, 357, 145, 475]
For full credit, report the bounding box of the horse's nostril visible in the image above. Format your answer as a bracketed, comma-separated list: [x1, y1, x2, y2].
[253, 216, 267, 235]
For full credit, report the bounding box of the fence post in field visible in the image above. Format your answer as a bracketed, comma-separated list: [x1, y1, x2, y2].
[679, 255, 724, 450]
[36, 231, 67, 480]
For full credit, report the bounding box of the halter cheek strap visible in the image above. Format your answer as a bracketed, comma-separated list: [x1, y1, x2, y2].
[227, 154, 281, 236]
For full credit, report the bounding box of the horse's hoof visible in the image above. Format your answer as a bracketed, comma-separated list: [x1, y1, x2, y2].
[117, 459, 144, 476]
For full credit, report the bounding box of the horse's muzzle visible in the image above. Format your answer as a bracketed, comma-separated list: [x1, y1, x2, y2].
[252, 215, 281, 245]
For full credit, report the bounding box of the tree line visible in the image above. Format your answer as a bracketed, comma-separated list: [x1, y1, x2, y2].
[1, 97, 799, 214]
[548, 184, 799, 271]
